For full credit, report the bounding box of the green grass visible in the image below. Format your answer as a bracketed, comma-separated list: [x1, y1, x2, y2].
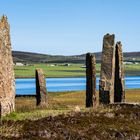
[3, 91, 86, 121]
[125, 64, 140, 75]
[14, 63, 87, 78]
[14, 63, 140, 78]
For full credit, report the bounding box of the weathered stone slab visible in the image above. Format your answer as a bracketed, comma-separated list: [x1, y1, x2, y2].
[36, 68, 48, 106]
[114, 42, 125, 102]
[99, 34, 115, 104]
[86, 53, 96, 107]
[0, 16, 15, 117]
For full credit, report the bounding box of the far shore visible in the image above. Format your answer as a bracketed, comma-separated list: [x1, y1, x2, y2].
[14, 63, 140, 78]
[15, 74, 140, 79]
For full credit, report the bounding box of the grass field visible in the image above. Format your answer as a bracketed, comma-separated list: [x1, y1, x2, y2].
[2, 89, 140, 121]
[0, 89, 140, 139]
[15, 63, 86, 78]
[14, 63, 140, 78]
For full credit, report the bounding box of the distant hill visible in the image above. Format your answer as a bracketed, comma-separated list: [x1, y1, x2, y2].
[12, 51, 140, 64]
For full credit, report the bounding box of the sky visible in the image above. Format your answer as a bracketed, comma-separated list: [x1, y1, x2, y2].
[0, 0, 140, 55]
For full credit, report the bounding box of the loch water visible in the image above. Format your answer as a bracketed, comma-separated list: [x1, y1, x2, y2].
[16, 76, 140, 95]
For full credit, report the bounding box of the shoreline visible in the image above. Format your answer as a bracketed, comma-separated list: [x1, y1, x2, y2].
[15, 89, 140, 97]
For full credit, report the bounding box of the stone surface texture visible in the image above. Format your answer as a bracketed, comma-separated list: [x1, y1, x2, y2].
[36, 68, 47, 106]
[114, 42, 125, 102]
[0, 16, 15, 117]
[86, 53, 96, 107]
[99, 34, 115, 104]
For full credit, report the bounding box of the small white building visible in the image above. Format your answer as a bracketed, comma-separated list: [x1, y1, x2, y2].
[50, 64, 55, 67]
[81, 65, 86, 68]
[15, 62, 24, 66]
[134, 62, 139, 65]
[123, 62, 133, 65]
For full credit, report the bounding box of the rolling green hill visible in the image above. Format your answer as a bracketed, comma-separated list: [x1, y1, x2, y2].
[12, 51, 140, 64]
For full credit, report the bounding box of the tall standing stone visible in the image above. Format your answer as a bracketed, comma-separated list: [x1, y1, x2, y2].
[0, 16, 15, 116]
[114, 42, 125, 102]
[99, 34, 115, 104]
[86, 53, 96, 107]
[36, 68, 47, 106]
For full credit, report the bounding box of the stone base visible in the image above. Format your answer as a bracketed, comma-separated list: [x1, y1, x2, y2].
[0, 98, 15, 117]
[107, 102, 140, 108]
[99, 90, 110, 104]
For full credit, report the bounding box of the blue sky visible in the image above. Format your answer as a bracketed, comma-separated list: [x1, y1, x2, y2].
[0, 0, 140, 55]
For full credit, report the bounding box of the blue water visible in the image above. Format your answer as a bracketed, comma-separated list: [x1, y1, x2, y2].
[16, 76, 140, 95]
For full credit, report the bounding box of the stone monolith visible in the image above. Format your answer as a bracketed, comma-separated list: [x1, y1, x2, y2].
[99, 34, 115, 104]
[36, 68, 47, 106]
[86, 53, 96, 107]
[0, 16, 15, 117]
[114, 42, 125, 102]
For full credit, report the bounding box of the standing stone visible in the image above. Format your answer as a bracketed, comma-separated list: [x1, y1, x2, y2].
[0, 16, 15, 116]
[114, 42, 125, 102]
[99, 34, 115, 104]
[86, 53, 96, 107]
[36, 68, 47, 106]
